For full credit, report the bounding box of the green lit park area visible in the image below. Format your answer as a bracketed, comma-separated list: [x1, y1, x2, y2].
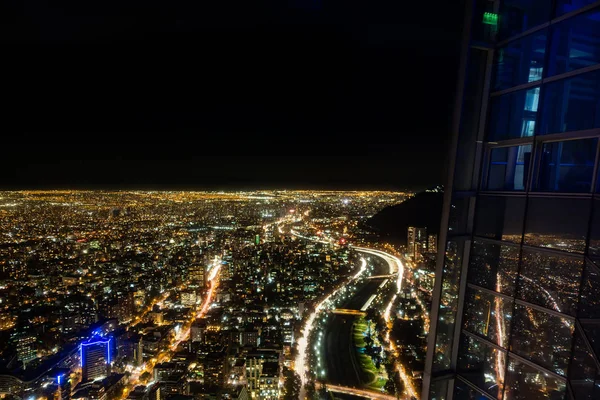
[352, 318, 387, 391]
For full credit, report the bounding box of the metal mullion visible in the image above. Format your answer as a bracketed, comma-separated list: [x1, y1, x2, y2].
[506, 351, 568, 382]
[472, 48, 495, 190]
[575, 319, 600, 372]
[450, 239, 472, 371]
[543, 62, 600, 84]
[486, 137, 534, 148]
[478, 190, 528, 196]
[477, 190, 527, 197]
[455, 375, 497, 400]
[466, 282, 514, 301]
[496, 23, 550, 48]
[525, 191, 593, 199]
[422, 0, 475, 395]
[496, 1, 600, 49]
[584, 257, 600, 273]
[461, 329, 507, 353]
[513, 298, 577, 320]
[490, 80, 541, 97]
[533, 128, 600, 143]
[551, 1, 600, 25]
[590, 138, 600, 194]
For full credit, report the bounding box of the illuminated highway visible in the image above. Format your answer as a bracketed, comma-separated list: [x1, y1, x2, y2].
[289, 224, 418, 399]
[325, 383, 398, 400]
[295, 258, 368, 400]
[118, 258, 222, 399]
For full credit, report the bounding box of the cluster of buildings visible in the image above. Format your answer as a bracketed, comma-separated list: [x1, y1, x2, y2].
[0, 190, 403, 400]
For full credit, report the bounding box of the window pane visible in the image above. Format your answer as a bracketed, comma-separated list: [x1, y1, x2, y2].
[540, 70, 600, 135]
[429, 379, 449, 400]
[555, 0, 600, 17]
[449, 195, 471, 234]
[486, 145, 532, 191]
[548, 9, 600, 76]
[518, 249, 583, 316]
[474, 196, 526, 244]
[581, 321, 600, 362]
[453, 379, 488, 400]
[587, 200, 600, 260]
[536, 138, 597, 193]
[488, 87, 540, 141]
[524, 197, 591, 253]
[504, 357, 567, 400]
[462, 287, 513, 348]
[468, 240, 520, 296]
[499, 0, 552, 40]
[577, 262, 600, 319]
[510, 304, 574, 375]
[457, 334, 506, 399]
[569, 327, 600, 400]
[494, 30, 546, 91]
[433, 240, 465, 372]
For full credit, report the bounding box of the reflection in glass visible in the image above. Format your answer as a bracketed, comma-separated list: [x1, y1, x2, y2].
[510, 304, 574, 375]
[569, 327, 600, 400]
[577, 262, 600, 319]
[488, 87, 539, 141]
[429, 379, 449, 400]
[433, 240, 464, 372]
[449, 196, 471, 234]
[537, 138, 597, 193]
[555, 0, 599, 16]
[468, 240, 520, 296]
[463, 287, 513, 348]
[518, 250, 583, 315]
[499, 0, 552, 40]
[548, 9, 600, 76]
[457, 334, 505, 399]
[486, 145, 532, 191]
[587, 200, 600, 259]
[474, 196, 526, 244]
[540, 70, 600, 135]
[504, 357, 567, 400]
[524, 197, 590, 253]
[494, 30, 546, 90]
[581, 321, 600, 363]
[454, 379, 488, 400]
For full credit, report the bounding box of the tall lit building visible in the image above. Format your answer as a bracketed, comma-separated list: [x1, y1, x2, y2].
[11, 330, 37, 367]
[81, 337, 111, 382]
[424, 1, 600, 399]
[407, 226, 427, 259]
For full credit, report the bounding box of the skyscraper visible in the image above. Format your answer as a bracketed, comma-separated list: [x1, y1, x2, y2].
[81, 337, 111, 382]
[424, 1, 600, 399]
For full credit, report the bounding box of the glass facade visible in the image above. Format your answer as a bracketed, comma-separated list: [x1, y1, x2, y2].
[423, 1, 600, 399]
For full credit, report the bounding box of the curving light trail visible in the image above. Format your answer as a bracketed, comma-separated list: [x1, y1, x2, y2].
[353, 247, 418, 400]
[325, 383, 398, 400]
[295, 258, 367, 398]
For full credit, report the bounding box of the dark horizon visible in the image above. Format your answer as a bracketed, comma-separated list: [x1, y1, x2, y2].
[3, 0, 463, 189]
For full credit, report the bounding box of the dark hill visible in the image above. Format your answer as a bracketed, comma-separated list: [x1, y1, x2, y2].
[365, 188, 443, 245]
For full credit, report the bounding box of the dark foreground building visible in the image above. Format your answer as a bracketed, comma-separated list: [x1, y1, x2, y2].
[424, 1, 600, 399]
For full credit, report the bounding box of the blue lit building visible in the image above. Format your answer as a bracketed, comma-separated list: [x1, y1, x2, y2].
[81, 337, 111, 382]
[424, 1, 600, 399]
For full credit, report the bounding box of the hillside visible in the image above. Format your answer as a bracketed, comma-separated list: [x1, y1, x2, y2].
[365, 188, 444, 245]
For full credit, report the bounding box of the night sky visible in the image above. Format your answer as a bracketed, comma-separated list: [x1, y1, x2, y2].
[3, 1, 463, 190]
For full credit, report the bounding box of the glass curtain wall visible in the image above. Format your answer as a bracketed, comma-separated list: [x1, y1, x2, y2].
[424, 1, 600, 399]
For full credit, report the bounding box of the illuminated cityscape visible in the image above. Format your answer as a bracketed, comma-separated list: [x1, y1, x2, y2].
[7, 1, 600, 400]
[0, 190, 437, 400]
